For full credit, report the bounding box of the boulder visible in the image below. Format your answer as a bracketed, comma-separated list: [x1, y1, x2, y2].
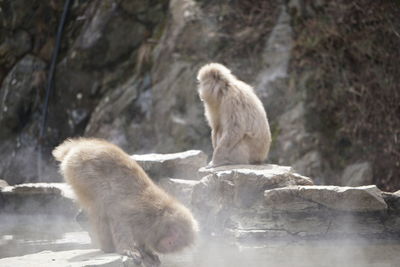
[341, 162, 373, 186]
[0, 183, 77, 216]
[197, 164, 313, 208]
[382, 190, 400, 211]
[192, 165, 314, 232]
[0, 249, 140, 267]
[264, 185, 387, 212]
[158, 178, 199, 207]
[132, 150, 207, 180]
[192, 164, 394, 239]
[0, 179, 9, 188]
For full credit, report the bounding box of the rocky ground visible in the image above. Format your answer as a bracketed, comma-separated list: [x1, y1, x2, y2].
[1, 150, 400, 266]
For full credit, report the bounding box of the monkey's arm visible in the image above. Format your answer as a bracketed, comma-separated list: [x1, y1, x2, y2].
[108, 215, 142, 263]
[211, 110, 246, 164]
[109, 209, 160, 267]
[217, 102, 247, 150]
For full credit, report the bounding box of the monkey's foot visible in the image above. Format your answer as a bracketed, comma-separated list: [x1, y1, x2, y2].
[122, 249, 142, 265]
[205, 161, 215, 168]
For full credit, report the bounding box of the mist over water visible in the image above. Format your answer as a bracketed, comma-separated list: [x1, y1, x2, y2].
[161, 237, 400, 267]
[1, 215, 399, 267]
[0, 215, 90, 258]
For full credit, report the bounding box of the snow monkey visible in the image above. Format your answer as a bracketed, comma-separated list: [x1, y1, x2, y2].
[197, 63, 271, 167]
[53, 138, 198, 267]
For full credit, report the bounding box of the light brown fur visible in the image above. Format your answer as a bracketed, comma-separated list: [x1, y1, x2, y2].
[197, 63, 271, 167]
[53, 138, 198, 266]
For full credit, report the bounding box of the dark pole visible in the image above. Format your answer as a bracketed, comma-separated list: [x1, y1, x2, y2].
[39, 0, 73, 140]
[38, 0, 73, 180]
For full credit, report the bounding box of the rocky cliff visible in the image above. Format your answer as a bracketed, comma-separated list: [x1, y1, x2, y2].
[0, 0, 399, 189]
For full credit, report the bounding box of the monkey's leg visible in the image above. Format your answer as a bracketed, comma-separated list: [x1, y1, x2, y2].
[211, 129, 247, 165]
[108, 216, 142, 264]
[89, 209, 115, 253]
[212, 140, 250, 166]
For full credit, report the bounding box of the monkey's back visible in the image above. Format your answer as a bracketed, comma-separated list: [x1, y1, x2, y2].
[243, 88, 271, 161]
[225, 83, 272, 163]
[54, 138, 151, 210]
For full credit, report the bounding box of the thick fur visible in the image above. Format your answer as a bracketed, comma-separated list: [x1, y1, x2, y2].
[197, 63, 271, 166]
[53, 138, 198, 265]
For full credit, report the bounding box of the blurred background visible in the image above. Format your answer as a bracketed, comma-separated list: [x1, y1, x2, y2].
[0, 0, 399, 191]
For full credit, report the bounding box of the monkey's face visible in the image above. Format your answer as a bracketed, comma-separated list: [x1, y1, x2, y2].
[154, 224, 186, 253]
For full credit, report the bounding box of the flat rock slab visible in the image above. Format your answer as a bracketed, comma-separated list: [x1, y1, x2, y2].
[264, 185, 387, 212]
[158, 178, 199, 207]
[0, 249, 139, 267]
[132, 150, 207, 180]
[0, 183, 77, 215]
[194, 164, 314, 209]
[198, 164, 294, 177]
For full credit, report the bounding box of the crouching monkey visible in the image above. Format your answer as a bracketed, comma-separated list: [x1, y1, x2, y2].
[53, 138, 198, 266]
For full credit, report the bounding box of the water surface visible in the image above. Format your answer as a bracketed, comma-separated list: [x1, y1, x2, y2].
[1, 215, 400, 267]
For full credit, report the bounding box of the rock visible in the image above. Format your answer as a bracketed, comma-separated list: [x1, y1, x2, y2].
[264, 188, 320, 212]
[192, 165, 314, 232]
[327, 214, 385, 236]
[192, 164, 392, 239]
[230, 210, 330, 237]
[72, 0, 146, 68]
[0, 30, 31, 70]
[270, 102, 322, 180]
[264, 185, 387, 212]
[0, 249, 140, 267]
[256, 4, 293, 98]
[292, 150, 322, 180]
[233, 229, 292, 242]
[158, 178, 199, 206]
[0, 179, 9, 188]
[132, 150, 207, 180]
[84, 75, 139, 146]
[198, 164, 313, 208]
[382, 190, 400, 210]
[198, 164, 293, 177]
[341, 162, 373, 186]
[0, 183, 78, 215]
[0, 55, 46, 139]
[191, 174, 233, 232]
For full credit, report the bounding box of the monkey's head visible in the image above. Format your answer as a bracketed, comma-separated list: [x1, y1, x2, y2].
[149, 204, 199, 254]
[197, 63, 233, 103]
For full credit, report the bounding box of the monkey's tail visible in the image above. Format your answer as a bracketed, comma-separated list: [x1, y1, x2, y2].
[52, 138, 76, 162]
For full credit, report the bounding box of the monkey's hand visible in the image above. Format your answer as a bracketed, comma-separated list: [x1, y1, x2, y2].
[139, 248, 161, 267]
[122, 249, 142, 265]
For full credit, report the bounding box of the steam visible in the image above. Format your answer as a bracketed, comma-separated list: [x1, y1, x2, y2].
[159, 235, 398, 267]
[0, 214, 91, 258]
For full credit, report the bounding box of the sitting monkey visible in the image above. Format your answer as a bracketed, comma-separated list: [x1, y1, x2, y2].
[197, 63, 272, 167]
